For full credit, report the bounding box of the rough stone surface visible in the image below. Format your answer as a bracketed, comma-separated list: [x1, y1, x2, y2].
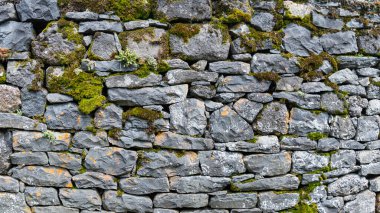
[154, 132, 214, 150]
[289, 108, 330, 136]
[120, 177, 169, 195]
[282, 24, 322, 56]
[103, 190, 153, 212]
[25, 187, 59, 206]
[199, 151, 245, 177]
[251, 53, 299, 74]
[217, 75, 271, 93]
[155, 0, 211, 21]
[154, 193, 209, 208]
[320, 31, 358, 54]
[254, 102, 289, 134]
[94, 104, 122, 130]
[59, 188, 101, 210]
[72, 172, 117, 190]
[6, 60, 43, 89]
[20, 88, 47, 117]
[0, 85, 21, 113]
[244, 152, 292, 177]
[258, 192, 299, 212]
[44, 103, 92, 130]
[11, 166, 72, 187]
[292, 151, 330, 174]
[170, 176, 229, 193]
[209, 193, 258, 209]
[0, 21, 34, 51]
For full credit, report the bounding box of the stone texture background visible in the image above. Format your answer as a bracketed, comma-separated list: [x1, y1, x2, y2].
[0, 0, 380, 212]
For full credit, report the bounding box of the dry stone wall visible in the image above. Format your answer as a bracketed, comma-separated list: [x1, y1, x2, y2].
[1, 0, 380, 212]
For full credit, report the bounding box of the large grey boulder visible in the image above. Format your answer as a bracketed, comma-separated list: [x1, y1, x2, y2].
[103, 190, 153, 212]
[16, 0, 60, 22]
[344, 190, 375, 213]
[155, 0, 212, 21]
[44, 102, 92, 130]
[292, 151, 329, 174]
[258, 192, 299, 212]
[209, 193, 258, 209]
[210, 106, 254, 142]
[108, 85, 188, 106]
[6, 60, 43, 89]
[170, 24, 230, 61]
[20, 88, 47, 117]
[254, 102, 289, 134]
[11, 166, 72, 187]
[251, 53, 299, 74]
[233, 174, 300, 191]
[120, 177, 169, 195]
[25, 187, 59, 206]
[0, 21, 34, 51]
[0, 85, 20, 113]
[0, 193, 30, 213]
[244, 152, 292, 177]
[320, 31, 358, 54]
[154, 193, 209, 208]
[59, 188, 101, 210]
[169, 176, 229, 193]
[0, 113, 46, 131]
[217, 75, 271, 93]
[199, 151, 246, 177]
[154, 132, 214, 150]
[282, 24, 322, 56]
[72, 172, 117, 190]
[288, 108, 330, 136]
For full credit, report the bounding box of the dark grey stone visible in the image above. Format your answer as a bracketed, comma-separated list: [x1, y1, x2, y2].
[288, 108, 330, 136]
[254, 102, 289, 134]
[209, 61, 250, 75]
[79, 21, 123, 33]
[154, 132, 214, 150]
[217, 75, 271, 93]
[16, 0, 59, 22]
[25, 187, 59, 206]
[280, 136, 317, 151]
[72, 172, 117, 190]
[72, 131, 108, 148]
[44, 103, 92, 130]
[251, 53, 299, 73]
[282, 24, 322, 56]
[6, 60, 43, 89]
[320, 31, 358, 54]
[233, 98, 263, 123]
[272, 92, 321, 109]
[0, 21, 34, 51]
[244, 152, 292, 176]
[10, 152, 48, 165]
[48, 152, 82, 170]
[120, 177, 169, 195]
[210, 193, 258, 209]
[21, 88, 47, 117]
[154, 193, 208, 208]
[251, 12, 275, 32]
[103, 190, 153, 212]
[312, 11, 344, 30]
[94, 104, 122, 130]
[169, 176, 229, 193]
[88, 32, 119, 60]
[59, 188, 101, 210]
[155, 0, 211, 21]
[0, 113, 46, 131]
[11, 166, 72, 187]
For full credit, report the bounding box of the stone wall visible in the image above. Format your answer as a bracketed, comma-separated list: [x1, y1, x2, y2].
[1, 0, 380, 212]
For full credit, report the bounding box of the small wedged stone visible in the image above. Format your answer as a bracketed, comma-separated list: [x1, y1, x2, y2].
[72, 172, 117, 190]
[108, 84, 188, 106]
[11, 166, 72, 187]
[0, 85, 20, 113]
[190, 85, 216, 99]
[233, 98, 263, 123]
[217, 75, 271, 93]
[209, 61, 250, 75]
[110, 128, 154, 149]
[254, 102, 289, 134]
[258, 191, 299, 212]
[199, 151, 246, 177]
[209, 193, 258, 209]
[233, 174, 300, 191]
[328, 68, 358, 85]
[288, 108, 330, 136]
[277, 76, 303, 92]
[166, 69, 218, 85]
[48, 152, 82, 170]
[251, 53, 299, 74]
[0, 131, 12, 174]
[317, 138, 340, 152]
[244, 152, 292, 177]
[10, 152, 48, 165]
[6, 60, 43, 89]
[154, 132, 214, 150]
[321, 92, 346, 114]
[94, 104, 122, 130]
[103, 190, 153, 212]
[155, 0, 211, 22]
[84, 147, 137, 176]
[15, 0, 60, 22]
[0, 21, 35, 51]
[0, 113, 46, 131]
[59, 188, 101, 210]
[46, 93, 73, 103]
[72, 131, 108, 148]
[292, 151, 329, 174]
[105, 73, 162, 88]
[0, 192, 30, 213]
[282, 24, 322, 56]
[272, 92, 321, 109]
[24, 187, 59, 206]
[0, 176, 19, 192]
[120, 177, 169, 195]
[226, 135, 280, 153]
[320, 31, 358, 54]
[280, 137, 317, 151]
[214, 92, 245, 103]
[169, 176, 230, 193]
[12, 130, 70, 151]
[154, 193, 209, 208]
[79, 21, 123, 33]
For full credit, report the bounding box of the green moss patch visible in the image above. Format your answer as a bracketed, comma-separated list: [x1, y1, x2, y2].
[240, 27, 283, 52]
[220, 8, 252, 24]
[169, 23, 201, 43]
[307, 132, 328, 141]
[298, 52, 338, 81]
[250, 72, 281, 82]
[123, 107, 163, 122]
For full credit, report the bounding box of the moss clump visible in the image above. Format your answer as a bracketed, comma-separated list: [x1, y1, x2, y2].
[210, 18, 231, 44]
[246, 137, 258, 143]
[108, 128, 122, 140]
[119, 27, 155, 47]
[123, 107, 163, 122]
[169, 23, 201, 43]
[79, 166, 87, 174]
[56, 18, 83, 45]
[285, 202, 318, 213]
[0, 74, 5, 84]
[116, 189, 124, 197]
[298, 52, 338, 81]
[307, 132, 328, 141]
[220, 8, 252, 24]
[240, 27, 283, 52]
[307, 166, 332, 174]
[251, 72, 281, 82]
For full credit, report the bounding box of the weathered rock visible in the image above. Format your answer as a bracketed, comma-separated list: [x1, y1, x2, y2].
[312, 11, 344, 30]
[0, 21, 34, 51]
[0, 85, 20, 113]
[10, 152, 48, 165]
[11, 166, 72, 187]
[72, 131, 108, 148]
[166, 69, 218, 85]
[277, 76, 303, 92]
[214, 92, 245, 103]
[233, 98, 263, 123]
[25, 187, 59, 206]
[357, 67, 380, 77]
[189, 85, 216, 99]
[155, 0, 211, 21]
[0, 176, 19, 192]
[318, 197, 344, 213]
[48, 152, 82, 170]
[366, 99, 380, 115]
[331, 150, 356, 169]
[6, 60, 43, 89]
[103, 190, 153, 212]
[16, 0, 59, 22]
[317, 138, 340, 152]
[72, 172, 117, 190]
[288, 108, 330, 136]
[79, 21, 123, 33]
[44, 102, 92, 130]
[170, 24, 230, 61]
[137, 150, 200, 177]
[210, 106, 254, 142]
[292, 151, 329, 173]
[59, 188, 101, 210]
[344, 190, 375, 213]
[320, 31, 358, 54]
[361, 162, 380, 176]
[328, 68, 358, 84]
[244, 152, 292, 177]
[321, 92, 346, 114]
[328, 174, 368, 196]
[329, 116, 356, 139]
[13, 130, 70, 152]
[217, 75, 271, 93]
[65, 11, 99, 21]
[357, 150, 380, 164]
[20, 88, 47, 117]
[88, 32, 118, 60]
[280, 136, 317, 151]
[254, 102, 289, 134]
[356, 116, 379, 142]
[251, 12, 275, 32]
[233, 174, 300, 191]
[81, 59, 137, 72]
[0, 3, 17, 23]
[169, 176, 229, 193]
[120, 177, 169, 195]
[283, 0, 313, 18]
[110, 128, 154, 149]
[47, 93, 73, 104]
[105, 73, 162, 88]
[251, 53, 299, 74]
[337, 56, 379, 69]
[209, 61, 250, 75]
[199, 151, 245, 177]
[0, 192, 30, 213]
[94, 104, 122, 130]
[258, 191, 299, 212]
[169, 98, 207, 136]
[210, 193, 258, 209]
[282, 24, 322, 56]
[0, 131, 12, 174]
[226, 135, 280, 153]
[32, 206, 79, 213]
[154, 132, 213, 150]
[272, 92, 321, 109]
[0, 113, 46, 131]
[108, 85, 188, 106]
[154, 193, 209, 208]
[85, 147, 137, 176]
[358, 35, 380, 55]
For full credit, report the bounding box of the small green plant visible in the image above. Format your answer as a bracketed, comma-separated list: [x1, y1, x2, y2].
[15, 109, 22, 116]
[115, 48, 139, 67]
[43, 131, 56, 142]
[146, 56, 158, 71]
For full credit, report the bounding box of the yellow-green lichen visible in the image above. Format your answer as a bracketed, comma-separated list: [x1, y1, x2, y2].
[240, 27, 284, 52]
[123, 107, 163, 122]
[108, 128, 122, 140]
[220, 8, 252, 24]
[250, 71, 281, 82]
[169, 23, 201, 43]
[306, 132, 328, 141]
[298, 52, 338, 81]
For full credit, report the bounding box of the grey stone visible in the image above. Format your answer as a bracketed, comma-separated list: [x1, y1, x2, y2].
[358, 35, 380, 55]
[317, 197, 344, 213]
[166, 69, 218, 85]
[165, 59, 190, 70]
[85, 147, 137, 176]
[356, 116, 379, 142]
[0, 192, 30, 213]
[340, 140, 366, 150]
[361, 162, 380, 176]
[302, 174, 321, 185]
[244, 152, 292, 176]
[331, 150, 356, 169]
[170, 24, 230, 61]
[59, 188, 101, 210]
[254, 102, 289, 134]
[210, 193, 258, 209]
[369, 176, 380, 192]
[280, 136, 317, 151]
[10, 152, 48, 165]
[282, 24, 322, 56]
[137, 150, 200, 177]
[204, 100, 223, 111]
[81, 59, 138, 72]
[25, 187, 59, 206]
[0, 131, 11, 174]
[292, 151, 329, 174]
[12, 130, 70, 152]
[258, 192, 299, 212]
[170, 176, 230, 193]
[72, 131, 108, 148]
[0, 3, 17, 23]
[44, 102, 92, 130]
[169, 98, 206, 135]
[11, 166, 72, 187]
[199, 151, 245, 177]
[328, 68, 358, 84]
[337, 56, 379, 69]
[357, 67, 380, 77]
[48, 152, 82, 170]
[20, 88, 47, 117]
[251, 53, 299, 73]
[357, 150, 380, 164]
[366, 99, 380, 115]
[343, 190, 375, 213]
[0, 21, 34, 51]
[317, 138, 340, 152]
[105, 73, 162, 88]
[276, 76, 303, 92]
[210, 106, 254, 142]
[120, 177, 169, 195]
[230, 37, 272, 54]
[368, 84, 380, 99]
[0, 176, 19, 192]
[272, 92, 321, 109]
[72, 172, 117, 190]
[154, 132, 213, 150]
[209, 61, 250, 75]
[367, 140, 380, 150]
[329, 116, 356, 139]
[191, 60, 208, 71]
[65, 11, 99, 21]
[226, 135, 280, 153]
[214, 92, 245, 103]
[79, 21, 123, 33]
[32, 206, 79, 213]
[320, 31, 358, 54]
[16, 0, 59, 22]
[0, 113, 46, 131]
[309, 185, 327, 203]
[217, 75, 271, 93]
[154, 193, 208, 208]
[288, 108, 330, 136]
[123, 20, 150, 30]
[189, 85, 216, 99]
[348, 95, 368, 117]
[88, 32, 118, 60]
[328, 174, 368, 196]
[233, 174, 300, 191]
[108, 84, 188, 106]
[321, 92, 346, 114]
[0, 85, 20, 113]
[233, 98, 263, 123]
[155, 0, 211, 21]
[251, 12, 275, 32]
[6, 60, 43, 89]
[283, 0, 313, 18]
[110, 128, 154, 149]
[247, 93, 273, 103]
[312, 11, 344, 30]
[94, 104, 122, 130]
[47, 93, 73, 103]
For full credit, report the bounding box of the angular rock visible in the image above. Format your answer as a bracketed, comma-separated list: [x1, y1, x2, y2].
[154, 132, 213, 150]
[0, 113, 46, 131]
[110, 128, 154, 149]
[328, 174, 368, 196]
[337, 56, 379, 69]
[251, 12, 275, 32]
[357, 150, 380, 164]
[244, 152, 292, 177]
[13, 130, 70, 152]
[288, 108, 330, 136]
[6, 60, 43, 89]
[210, 106, 254, 142]
[16, 0, 59, 22]
[120, 177, 169, 195]
[254, 102, 289, 134]
[105, 73, 162, 88]
[170, 24, 230, 61]
[199, 151, 245, 177]
[72, 172, 117, 190]
[25, 187, 59, 206]
[155, 0, 211, 21]
[214, 92, 245, 103]
[339, 85, 366, 96]
[103, 190, 153, 212]
[89, 32, 119, 61]
[170, 176, 229, 193]
[329, 116, 356, 139]
[20, 88, 47, 117]
[108, 85, 188, 106]
[81, 59, 137, 72]
[10, 152, 48, 165]
[328, 68, 358, 84]
[292, 151, 329, 173]
[11, 166, 72, 187]
[166, 69, 218, 85]
[0, 192, 30, 213]
[280, 136, 317, 151]
[217, 75, 271, 93]
[251, 53, 299, 74]
[312, 11, 344, 30]
[0, 21, 34, 51]
[258, 191, 299, 212]
[44, 102, 92, 130]
[0, 131, 12, 174]
[356, 116, 379, 142]
[0, 3, 17, 23]
[0, 85, 20, 113]
[233, 98, 263, 123]
[210, 193, 257, 209]
[317, 138, 340, 152]
[321, 92, 346, 114]
[277, 76, 303, 92]
[46, 93, 73, 103]
[320, 31, 358, 54]
[209, 61, 250, 75]
[358, 35, 380, 55]
[0, 176, 19, 193]
[233, 174, 300, 191]
[32, 206, 79, 213]
[357, 67, 380, 77]
[94, 104, 122, 130]
[282, 24, 322, 56]
[85, 147, 137, 176]
[361, 162, 380, 176]
[273, 92, 321, 109]
[331, 150, 356, 169]
[79, 21, 123, 33]
[366, 99, 380, 115]
[189, 85, 216, 99]
[227, 135, 280, 153]
[65, 11, 99, 21]
[48, 152, 82, 170]
[344, 190, 375, 213]
[154, 193, 208, 208]
[283, 0, 313, 18]
[72, 131, 108, 149]
[59, 188, 101, 210]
